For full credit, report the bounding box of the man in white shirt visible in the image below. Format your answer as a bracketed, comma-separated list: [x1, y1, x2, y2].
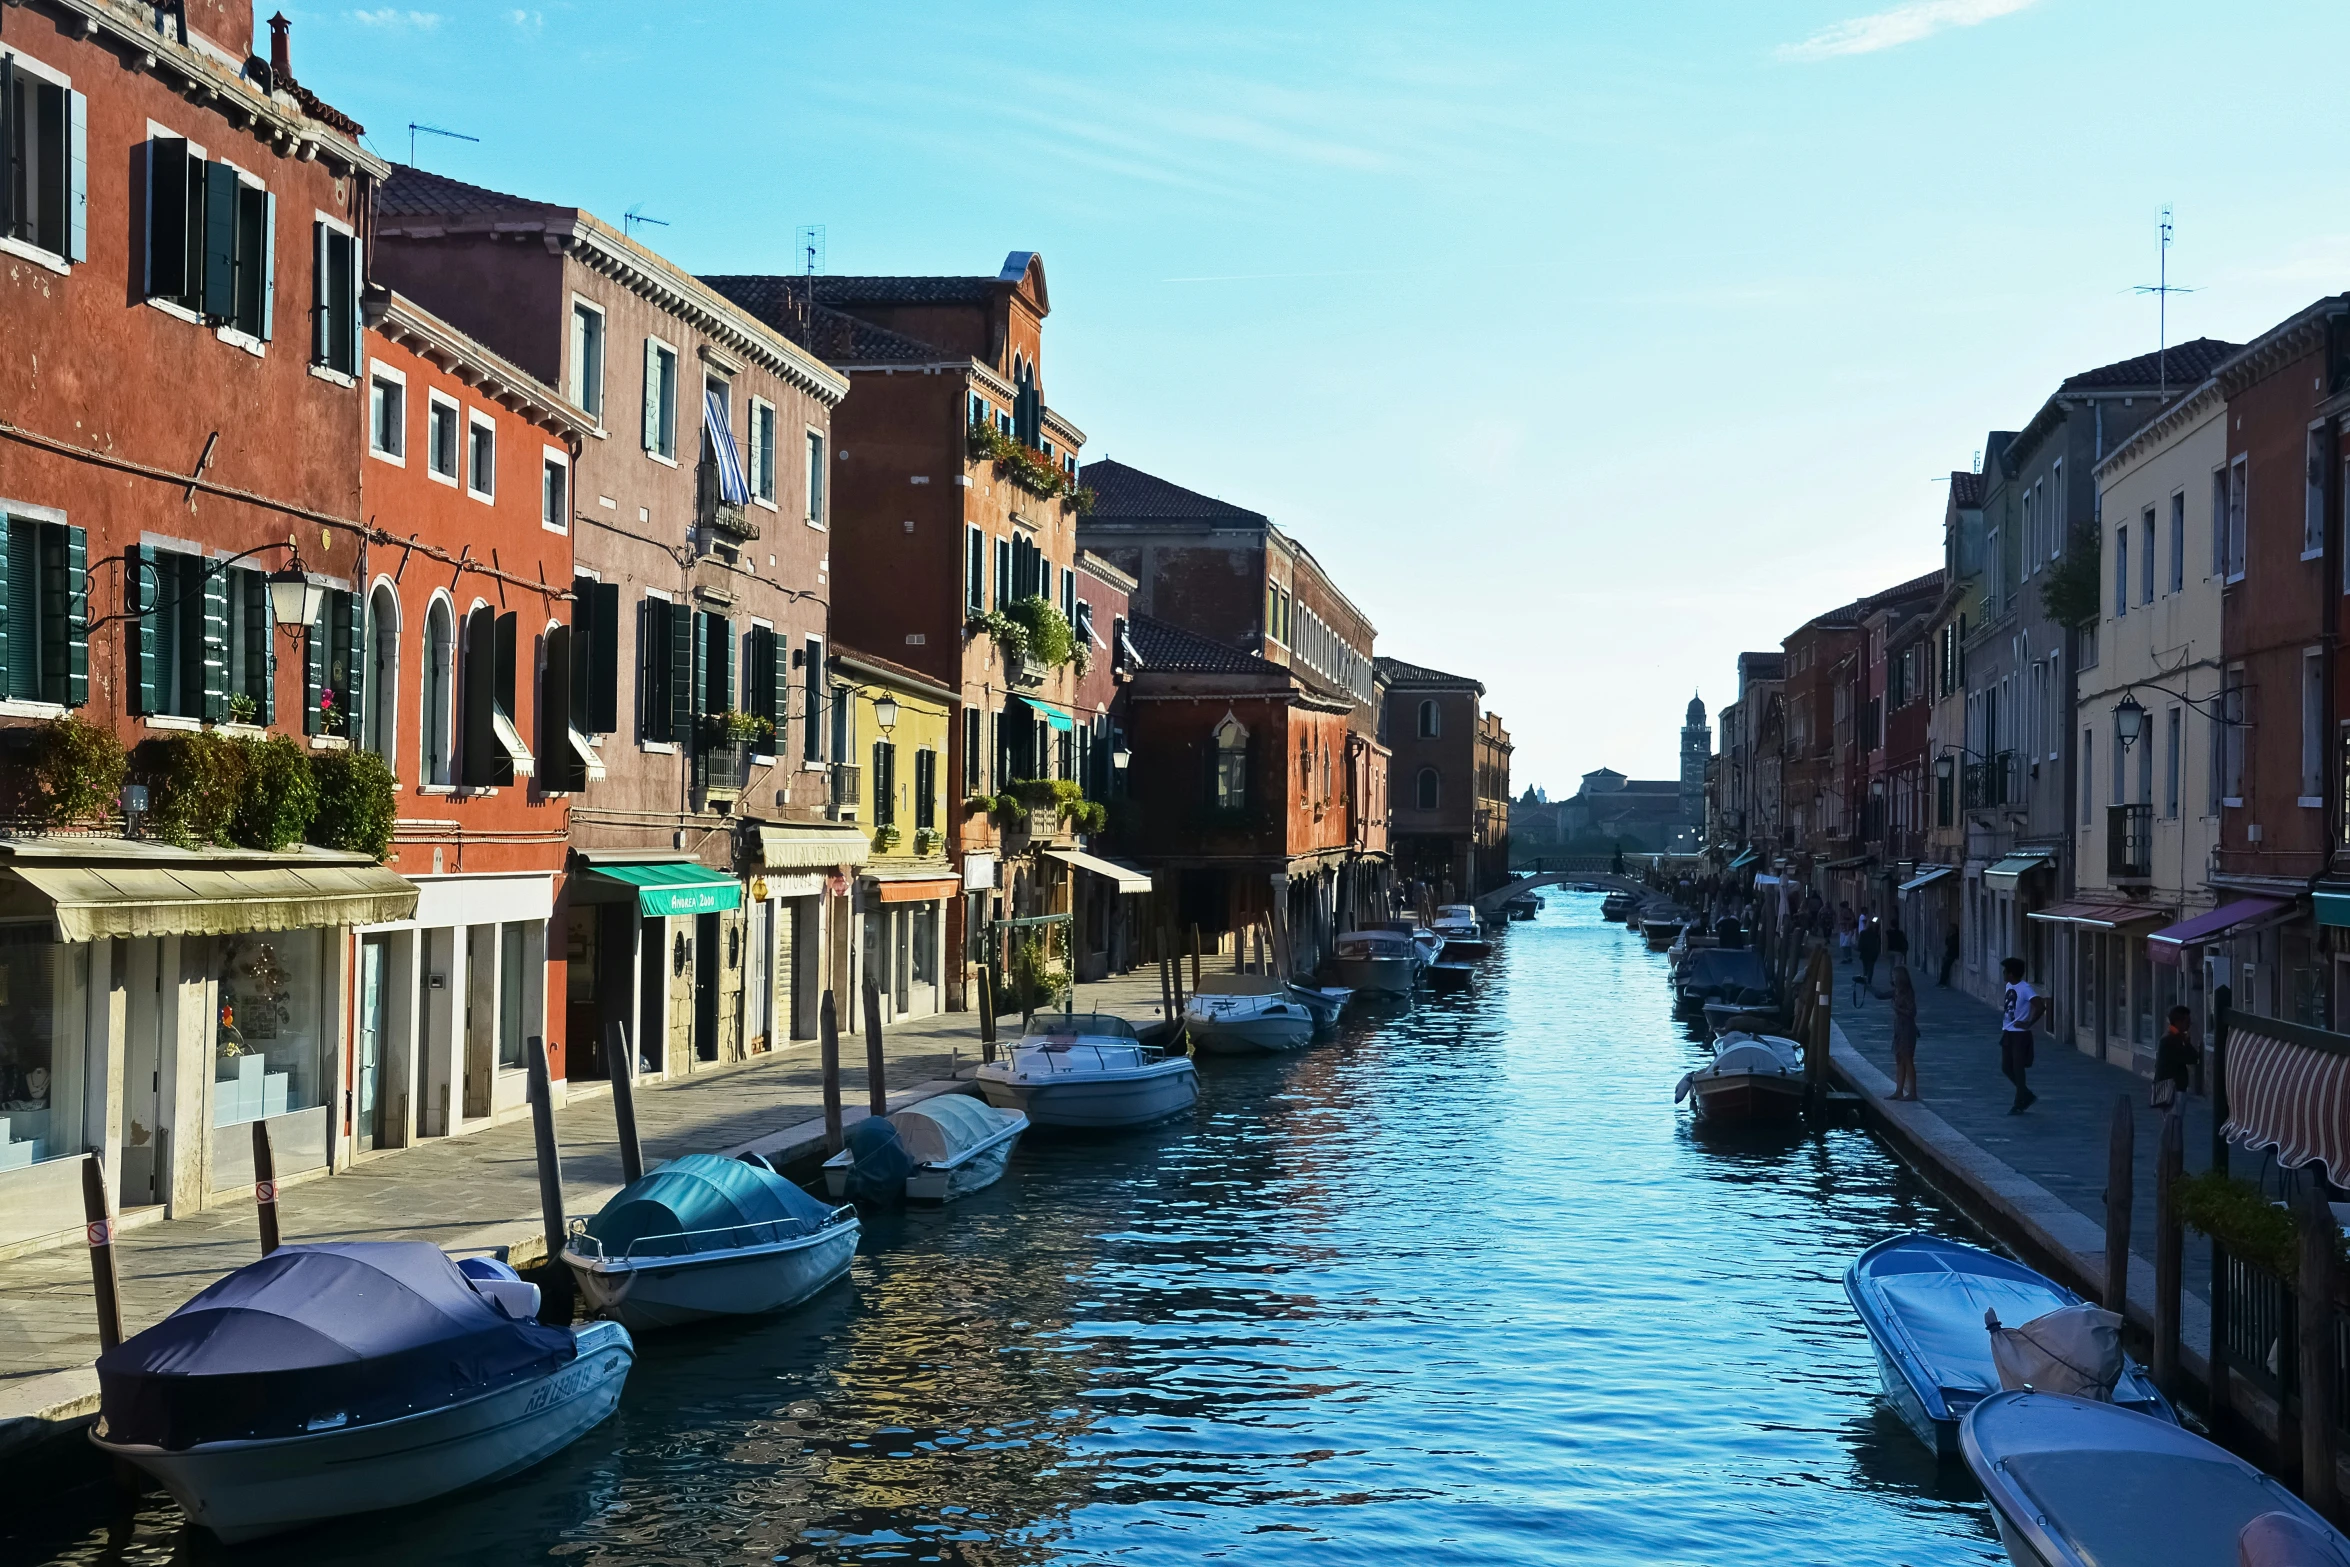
[1999, 956, 2045, 1113]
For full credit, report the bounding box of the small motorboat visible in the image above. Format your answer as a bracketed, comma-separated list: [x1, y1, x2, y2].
[1675, 948, 1769, 1020]
[1674, 1031, 1805, 1124]
[824, 1093, 1026, 1204]
[1186, 977, 1317, 1054]
[563, 1152, 859, 1331]
[1600, 893, 1636, 923]
[1424, 960, 1475, 993]
[91, 1242, 632, 1543]
[974, 1012, 1199, 1129]
[1701, 998, 1781, 1039]
[1962, 1390, 2350, 1567]
[1286, 983, 1352, 1028]
[1331, 928, 1419, 995]
[1431, 903, 1490, 959]
[1844, 1232, 2173, 1461]
[1373, 918, 1445, 969]
[1642, 916, 1686, 951]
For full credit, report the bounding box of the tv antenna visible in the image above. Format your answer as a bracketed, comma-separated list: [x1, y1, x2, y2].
[2131, 205, 2201, 396]
[623, 205, 670, 240]
[407, 122, 479, 168]
[796, 224, 826, 276]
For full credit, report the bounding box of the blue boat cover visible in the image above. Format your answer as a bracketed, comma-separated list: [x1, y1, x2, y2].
[582, 1152, 839, 1259]
[95, 1242, 575, 1451]
[842, 1116, 914, 1205]
[1680, 949, 1767, 993]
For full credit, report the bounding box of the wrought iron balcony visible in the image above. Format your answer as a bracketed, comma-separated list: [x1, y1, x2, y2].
[828, 762, 861, 821]
[695, 738, 749, 803]
[2107, 802, 2152, 880]
[1962, 751, 2017, 810]
[696, 459, 761, 542]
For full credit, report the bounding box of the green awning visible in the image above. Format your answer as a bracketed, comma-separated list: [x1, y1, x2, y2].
[1037, 705, 1074, 732]
[1727, 849, 1756, 871]
[2317, 891, 2350, 929]
[594, 862, 741, 917]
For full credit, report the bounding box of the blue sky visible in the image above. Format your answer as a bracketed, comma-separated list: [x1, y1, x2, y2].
[297, 0, 2350, 793]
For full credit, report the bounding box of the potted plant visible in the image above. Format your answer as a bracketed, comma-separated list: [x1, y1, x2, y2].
[707, 710, 774, 747]
[914, 827, 943, 855]
[873, 822, 903, 852]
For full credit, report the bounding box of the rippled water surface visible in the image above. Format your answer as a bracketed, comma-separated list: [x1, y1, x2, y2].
[26, 894, 2007, 1566]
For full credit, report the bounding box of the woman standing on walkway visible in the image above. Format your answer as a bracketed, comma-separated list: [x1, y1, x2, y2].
[1889, 964, 1920, 1100]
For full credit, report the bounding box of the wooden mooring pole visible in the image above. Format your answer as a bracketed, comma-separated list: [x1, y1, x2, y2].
[978, 964, 999, 1064]
[1157, 950, 1174, 1024]
[523, 1036, 573, 1325]
[251, 1118, 280, 1257]
[81, 1154, 123, 1352]
[2301, 1176, 2339, 1517]
[1190, 924, 1203, 994]
[2104, 1095, 2133, 1314]
[606, 1019, 644, 1186]
[2153, 1110, 2183, 1397]
[820, 990, 845, 1153]
[862, 977, 889, 1119]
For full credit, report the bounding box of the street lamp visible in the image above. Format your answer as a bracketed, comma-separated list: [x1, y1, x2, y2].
[1934, 754, 1955, 782]
[872, 693, 899, 734]
[2113, 692, 2148, 750]
[265, 566, 324, 632]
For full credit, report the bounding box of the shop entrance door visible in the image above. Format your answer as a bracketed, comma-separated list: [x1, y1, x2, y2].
[694, 911, 719, 1062]
[357, 936, 389, 1151]
[893, 908, 912, 1014]
[120, 939, 167, 1209]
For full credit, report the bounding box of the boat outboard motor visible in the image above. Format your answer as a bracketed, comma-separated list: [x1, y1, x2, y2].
[2240, 1510, 2347, 1567]
[842, 1116, 914, 1205]
[1984, 1303, 2124, 1401]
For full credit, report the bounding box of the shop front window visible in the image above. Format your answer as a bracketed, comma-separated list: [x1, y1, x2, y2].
[499, 921, 527, 1070]
[0, 930, 80, 1169]
[215, 930, 326, 1127]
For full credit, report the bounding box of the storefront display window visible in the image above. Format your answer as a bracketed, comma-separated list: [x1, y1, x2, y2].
[215, 929, 326, 1128]
[0, 928, 80, 1168]
[913, 904, 937, 986]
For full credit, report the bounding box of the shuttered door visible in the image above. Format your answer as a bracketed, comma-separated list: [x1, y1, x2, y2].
[343, 589, 364, 742]
[669, 600, 693, 746]
[303, 599, 326, 735]
[462, 607, 496, 785]
[201, 162, 238, 321]
[0, 515, 23, 701]
[199, 563, 229, 721]
[243, 572, 272, 723]
[127, 545, 158, 714]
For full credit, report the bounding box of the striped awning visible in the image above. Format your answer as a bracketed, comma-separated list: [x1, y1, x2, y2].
[704, 387, 750, 505]
[2222, 1013, 2350, 1187]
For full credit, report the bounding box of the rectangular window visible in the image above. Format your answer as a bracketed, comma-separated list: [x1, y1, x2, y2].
[642, 596, 674, 744]
[995, 536, 1012, 610]
[2304, 648, 2325, 802]
[2140, 508, 2155, 604]
[466, 413, 495, 500]
[2169, 490, 2185, 594]
[967, 527, 986, 613]
[3, 56, 88, 264]
[369, 371, 405, 459]
[541, 452, 567, 532]
[2309, 429, 2329, 556]
[2165, 706, 2182, 819]
[642, 338, 677, 460]
[746, 624, 779, 753]
[2115, 525, 2129, 617]
[0, 513, 87, 707]
[2081, 726, 2095, 826]
[426, 395, 459, 482]
[750, 399, 777, 503]
[312, 221, 357, 374]
[805, 429, 826, 524]
[803, 638, 823, 762]
[2226, 457, 2248, 581]
[872, 740, 896, 826]
[2222, 665, 2246, 804]
[570, 301, 604, 420]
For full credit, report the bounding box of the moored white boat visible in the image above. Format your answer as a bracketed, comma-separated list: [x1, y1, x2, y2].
[1843, 1231, 2172, 1460]
[1432, 903, 1490, 959]
[564, 1152, 859, 1331]
[1286, 983, 1352, 1027]
[1331, 928, 1419, 994]
[823, 1093, 1028, 1203]
[1185, 980, 1317, 1054]
[91, 1242, 632, 1544]
[1962, 1390, 2350, 1567]
[975, 1012, 1199, 1129]
[1674, 1032, 1805, 1124]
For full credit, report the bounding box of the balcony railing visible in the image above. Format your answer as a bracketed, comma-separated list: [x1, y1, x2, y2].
[1962, 751, 2017, 810]
[694, 738, 749, 802]
[696, 460, 761, 542]
[828, 763, 861, 821]
[2107, 802, 2152, 879]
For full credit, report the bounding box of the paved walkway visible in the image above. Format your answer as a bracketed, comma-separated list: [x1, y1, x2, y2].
[1829, 954, 2231, 1311]
[0, 972, 1170, 1427]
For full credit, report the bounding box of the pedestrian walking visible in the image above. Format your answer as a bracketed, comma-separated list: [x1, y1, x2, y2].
[2153, 1004, 2201, 1109]
[1837, 901, 1857, 965]
[1856, 918, 1882, 991]
[1889, 964, 1920, 1100]
[1998, 956, 2044, 1114]
[1939, 926, 1959, 988]
[1886, 920, 1909, 968]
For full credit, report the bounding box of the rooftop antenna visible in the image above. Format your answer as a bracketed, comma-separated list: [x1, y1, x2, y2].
[623, 205, 670, 240]
[407, 122, 479, 169]
[795, 223, 826, 277]
[2131, 205, 2200, 397]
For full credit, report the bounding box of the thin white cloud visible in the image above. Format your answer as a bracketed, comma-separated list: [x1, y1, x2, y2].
[349, 8, 441, 28]
[509, 9, 544, 28]
[1777, 0, 2039, 61]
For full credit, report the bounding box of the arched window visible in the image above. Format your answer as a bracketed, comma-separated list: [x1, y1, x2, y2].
[1212, 712, 1249, 812]
[1417, 767, 1440, 810]
[1418, 699, 1440, 738]
[366, 584, 399, 770]
[422, 597, 454, 786]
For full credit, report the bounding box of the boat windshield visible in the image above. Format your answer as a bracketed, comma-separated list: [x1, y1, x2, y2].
[1022, 1012, 1141, 1041]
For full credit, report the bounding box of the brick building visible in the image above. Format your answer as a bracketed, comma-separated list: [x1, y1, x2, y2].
[1378, 656, 1498, 898]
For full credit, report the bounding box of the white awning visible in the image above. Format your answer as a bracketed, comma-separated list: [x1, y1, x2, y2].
[568, 726, 605, 781]
[1898, 864, 1955, 894]
[1983, 851, 2052, 891]
[1045, 847, 1153, 894]
[758, 822, 871, 870]
[491, 703, 535, 777]
[5, 852, 418, 942]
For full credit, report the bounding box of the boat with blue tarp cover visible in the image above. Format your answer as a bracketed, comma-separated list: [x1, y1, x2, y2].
[89, 1241, 632, 1543]
[1674, 947, 1768, 1018]
[1844, 1232, 2172, 1460]
[564, 1151, 860, 1331]
[824, 1092, 1027, 1203]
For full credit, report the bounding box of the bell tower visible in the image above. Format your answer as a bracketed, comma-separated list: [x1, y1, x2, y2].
[1680, 692, 1708, 831]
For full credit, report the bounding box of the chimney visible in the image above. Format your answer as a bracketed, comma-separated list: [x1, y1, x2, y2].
[269, 12, 293, 84]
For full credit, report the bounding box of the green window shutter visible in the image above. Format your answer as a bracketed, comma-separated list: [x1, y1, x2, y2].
[200, 562, 229, 721]
[127, 545, 158, 714]
[243, 572, 273, 723]
[771, 629, 790, 739]
[642, 338, 661, 452]
[542, 624, 584, 791]
[0, 61, 13, 242]
[669, 599, 692, 745]
[201, 161, 238, 320]
[303, 613, 324, 735]
[719, 616, 735, 714]
[60, 525, 86, 707]
[257, 191, 277, 342]
[492, 611, 516, 787]
[461, 607, 496, 785]
[311, 221, 329, 362]
[0, 512, 13, 699]
[145, 137, 189, 297]
[343, 588, 364, 740]
[65, 90, 87, 264]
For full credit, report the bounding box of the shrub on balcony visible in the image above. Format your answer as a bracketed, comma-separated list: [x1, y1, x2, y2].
[230, 735, 320, 851]
[10, 715, 127, 830]
[968, 423, 1087, 506]
[914, 827, 943, 855]
[964, 792, 1004, 818]
[2039, 521, 2102, 630]
[873, 822, 903, 853]
[140, 731, 245, 848]
[706, 710, 774, 746]
[2176, 1169, 2346, 1279]
[309, 748, 397, 860]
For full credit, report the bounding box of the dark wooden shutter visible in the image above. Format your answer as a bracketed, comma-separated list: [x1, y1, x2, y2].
[199, 563, 229, 722]
[461, 606, 496, 785]
[669, 599, 693, 747]
[916, 748, 935, 830]
[569, 576, 592, 726]
[201, 160, 238, 321]
[718, 616, 735, 715]
[126, 545, 157, 714]
[302, 598, 325, 735]
[492, 610, 517, 786]
[242, 571, 272, 723]
[590, 580, 619, 733]
[543, 624, 584, 792]
[145, 137, 189, 297]
[342, 589, 364, 739]
[995, 538, 1011, 609]
[689, 609, 708, 722]
[0, 513, 12, 699]
[0, 61, 13, 242]
[641, 597, 668, 742]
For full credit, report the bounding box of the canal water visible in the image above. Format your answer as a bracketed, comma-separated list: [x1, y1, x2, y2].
[27, 892, 2007, 1566]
